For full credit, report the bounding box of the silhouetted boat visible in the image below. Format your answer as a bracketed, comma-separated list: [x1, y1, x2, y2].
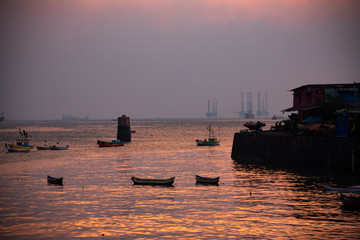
[47, 175, 63, 185]
[340, 193, 360, 209]
[97, 139, 124, 147]
[195, 175, 220, 184]
[36, 140, 51, 150]
[196, 123, 219, 146]
[324, 184, 360, 193]
[131, 176, 175, 185]
[36, 146, 51, 150]
[243, 121, 266, 131]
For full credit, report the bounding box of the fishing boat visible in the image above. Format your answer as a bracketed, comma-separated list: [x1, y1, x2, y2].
[131, 176, 175, 185]
[5, 129, 34, 152]
[50, 145, 69, 150]
[340, 193, 360, 209]
[243, 121, 266, 131]
[196, 123, 219, 146]
[47, 175, 63, 185]
[323, 184, 360, 193]
[195, 175, 220, 184]
[97, 139, 124, 147]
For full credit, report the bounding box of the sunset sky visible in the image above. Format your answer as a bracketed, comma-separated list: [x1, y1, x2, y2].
[1, 0, 360, 120]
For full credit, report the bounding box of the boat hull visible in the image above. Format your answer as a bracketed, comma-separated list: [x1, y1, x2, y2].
[196, 140, 219, 146]
[97, 140, 124, 147]
[5, 143, 33, 152]
[36, 146, 51, 150]
[324, 184, 360, 193]
[340, 194, 360, 209]
[195, 175, 220, 184]
[50, 146, 69, 150]
[244, 121, 266, 131]
[47, 175, 63, 185]
[131, 176, 175, 185]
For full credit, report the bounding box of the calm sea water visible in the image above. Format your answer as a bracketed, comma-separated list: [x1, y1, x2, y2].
[0, 119, 359, 239]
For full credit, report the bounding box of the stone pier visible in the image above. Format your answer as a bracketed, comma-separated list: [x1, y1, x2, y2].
[231, 132, 360, 174]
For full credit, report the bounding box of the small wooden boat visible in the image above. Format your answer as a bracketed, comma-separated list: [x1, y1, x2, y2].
[340, 193, 360, 209]
[195, 175, 220, 184]
[131, 176, 175, 185]
[47, 175, 63, 185]
[323, 184, 360, 193]
[243, 121, 266, 131]
[36, 140, 51, 150]
[36, 146, 51, 150]
[196, 123, 220, 146]
[97, 139, 124, 147]
[50, 145, 69, 150]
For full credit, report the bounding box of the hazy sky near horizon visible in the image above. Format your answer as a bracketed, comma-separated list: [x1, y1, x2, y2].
[1, 0, 360, 120]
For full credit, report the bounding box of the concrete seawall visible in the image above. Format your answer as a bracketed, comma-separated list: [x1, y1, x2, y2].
[231, 132, 360, 174]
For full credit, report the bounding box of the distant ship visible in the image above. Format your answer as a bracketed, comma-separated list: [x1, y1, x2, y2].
[0, 112, 5, 122]
[61, 114, 89, 121]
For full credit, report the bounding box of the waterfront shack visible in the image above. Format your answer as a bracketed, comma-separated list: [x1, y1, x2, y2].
[232, 83, 360, 174]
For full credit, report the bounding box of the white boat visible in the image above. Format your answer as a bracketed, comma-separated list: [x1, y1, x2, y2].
[50, 145, 69, 150]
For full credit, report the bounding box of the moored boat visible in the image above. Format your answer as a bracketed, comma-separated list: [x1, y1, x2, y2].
[323, 184, 360, 193]
[47, 175, 63, 185]
[195, 175, 220, 184]
[50, 145, 69, 150]
[340, 193, 360, 209]
[36, 146, 51, 150]
[5, 129, 34, 152]
[97, 139, 124, 147]
[243, 121, 266, 131]
[131, 176, 175, 185]
[196, 123, 220, 146]
[5, 142, 34, 152]
[36, 140, 51, 150]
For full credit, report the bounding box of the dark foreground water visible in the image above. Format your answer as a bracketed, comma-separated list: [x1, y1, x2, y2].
[0, 119, 359, 239]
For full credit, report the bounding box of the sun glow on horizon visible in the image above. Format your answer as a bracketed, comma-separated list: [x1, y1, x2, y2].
[76, 0, 355, 25]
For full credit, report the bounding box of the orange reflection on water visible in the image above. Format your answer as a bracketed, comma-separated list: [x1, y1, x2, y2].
[0, 120, 359, 239]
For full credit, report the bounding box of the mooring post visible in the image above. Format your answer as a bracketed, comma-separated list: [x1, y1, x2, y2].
[352, 149, 355, 172]
[117, 115, 131, 142]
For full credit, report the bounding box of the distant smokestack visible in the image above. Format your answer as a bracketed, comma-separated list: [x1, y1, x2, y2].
[241, 92, 244, 112]
[265, 92, 268, 112]
[247, 92, 252, 112]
